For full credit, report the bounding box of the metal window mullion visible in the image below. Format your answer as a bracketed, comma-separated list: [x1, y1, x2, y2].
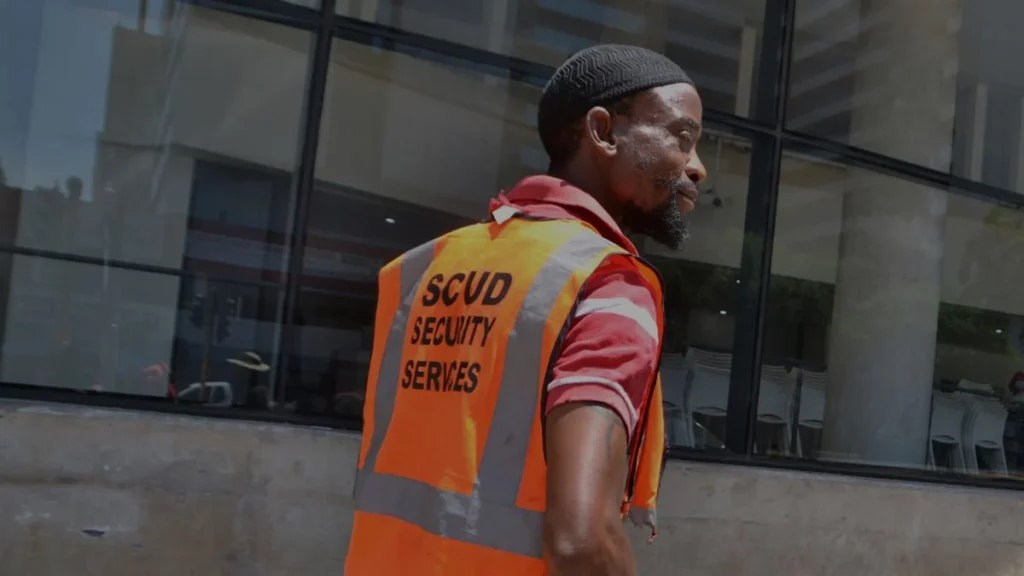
[273, 0, 336, 404]
[780, 129, 1024, 210]
[182, 0, 321, 30]
[0, 243, 283, 290]
[723, 0, 795, 455]
[189, 0, 1024, 209]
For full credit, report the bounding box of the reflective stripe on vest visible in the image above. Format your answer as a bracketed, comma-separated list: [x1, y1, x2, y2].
[354, 228, 619, 559]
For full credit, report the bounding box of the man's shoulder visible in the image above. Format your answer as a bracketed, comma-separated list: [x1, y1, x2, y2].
[582, 255, 660, 300]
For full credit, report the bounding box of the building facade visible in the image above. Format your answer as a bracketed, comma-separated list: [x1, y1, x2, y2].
[2, 0, 1024, 573]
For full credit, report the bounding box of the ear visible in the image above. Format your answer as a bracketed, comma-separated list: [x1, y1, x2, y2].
[583, 107, 617, 159]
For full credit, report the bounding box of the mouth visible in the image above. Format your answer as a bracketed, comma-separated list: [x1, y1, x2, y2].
[676, 186, 699, 212]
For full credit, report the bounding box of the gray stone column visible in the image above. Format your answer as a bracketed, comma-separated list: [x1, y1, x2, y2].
[820, 0, 961, 467]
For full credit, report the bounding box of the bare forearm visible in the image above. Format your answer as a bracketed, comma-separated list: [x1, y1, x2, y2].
[544, 402, 639, 576]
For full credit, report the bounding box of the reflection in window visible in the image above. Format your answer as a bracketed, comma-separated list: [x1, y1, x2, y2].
[763, 150, 1024, 479]
[305, 36, 756, 439]
[289, 184, 471, 418]
[341, 0, 765, 117]
[0, 254, 176, 394]
[645, 133, 751, 451]
[0, 2, 310, 269]
[788, 0, 1024, 190]
[0, 1, 312, 404]
[171, 274, 283, 410]
[0, 252, 283, 409]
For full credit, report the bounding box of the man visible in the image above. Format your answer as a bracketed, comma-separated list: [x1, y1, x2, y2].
[345, 44, 705, 575]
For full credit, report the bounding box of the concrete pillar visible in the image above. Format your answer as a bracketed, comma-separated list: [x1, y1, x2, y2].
[482, 0, 510, 87]
[969, 84, 988, 181]
[735, 26, 758, 117]
[1014, 96, 1024, 193]
[820, 0, 961, 467]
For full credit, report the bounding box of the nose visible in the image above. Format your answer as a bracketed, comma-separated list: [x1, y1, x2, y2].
[686, 151, 707, 184]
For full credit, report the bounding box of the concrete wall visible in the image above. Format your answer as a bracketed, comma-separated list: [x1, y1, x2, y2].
[2, 399, 1023, 575]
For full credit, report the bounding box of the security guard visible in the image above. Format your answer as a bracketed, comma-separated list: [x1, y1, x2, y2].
[346, 44, 706, 575]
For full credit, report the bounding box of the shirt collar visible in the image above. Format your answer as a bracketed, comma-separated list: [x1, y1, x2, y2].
[494, 175, 639, 255]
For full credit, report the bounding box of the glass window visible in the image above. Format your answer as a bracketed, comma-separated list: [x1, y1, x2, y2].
[0, 252, 284, 407]
[301, 35, 754, 437]
[788, 0, 1024, 190]
[644, 131, 752, 451]
[298, 38, 527, 419]
[0, 1, 313, 404]
[0, 253, 179, 395]
[762, 149, 1024, 479]
[0, 1, 311, 272]
[341, 0, 766, 117]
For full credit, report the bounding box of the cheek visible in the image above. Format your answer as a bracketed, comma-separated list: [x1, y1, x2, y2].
[637, 136, 684, 175]
[627, 133, 663, 171]
[613, 134, 673, 207]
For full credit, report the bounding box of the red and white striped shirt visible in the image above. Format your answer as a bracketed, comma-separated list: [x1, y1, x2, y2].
[489, 175, 660, 440]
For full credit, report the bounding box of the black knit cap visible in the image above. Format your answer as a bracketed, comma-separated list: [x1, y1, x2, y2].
[538, 44, 693, 157]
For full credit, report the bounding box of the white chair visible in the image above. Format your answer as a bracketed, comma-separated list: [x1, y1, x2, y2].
[956, 378, 996, 396]
[662, 400, 687, 448]
[684, 344, 733, 444]
[685, 347, 732, 371]
[794, 369, 828, 457]
[684, 363, 731, 448]
[802, 369, 829, 389]
[960, 395, 1009, 475]
[928, 392, 968, 472]
[761, 364, 790, 383]
[660, 353, 691, 447]
[755, 372, 794, 456]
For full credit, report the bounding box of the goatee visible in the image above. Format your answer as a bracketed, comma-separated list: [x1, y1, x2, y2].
[622, 193, 690, 250]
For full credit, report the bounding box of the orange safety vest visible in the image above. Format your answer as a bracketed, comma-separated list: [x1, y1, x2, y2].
[624, 373, 667, 541]
[346, 214, 667, 575]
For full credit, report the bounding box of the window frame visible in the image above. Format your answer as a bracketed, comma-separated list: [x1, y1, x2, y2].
[3, 0, 1024, 492]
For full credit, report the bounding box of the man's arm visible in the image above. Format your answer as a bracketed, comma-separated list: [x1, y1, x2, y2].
[540, 257, 660, 576]
[544, 402, 637, 576]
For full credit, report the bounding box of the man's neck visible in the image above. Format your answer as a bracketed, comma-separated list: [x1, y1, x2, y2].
[546, 168, 623, 226]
